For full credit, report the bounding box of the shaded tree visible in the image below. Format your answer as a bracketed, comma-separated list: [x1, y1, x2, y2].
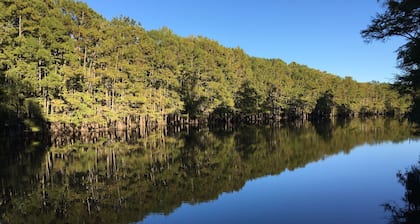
[361, 0, 420, 117]
[311, 90, 334, 119]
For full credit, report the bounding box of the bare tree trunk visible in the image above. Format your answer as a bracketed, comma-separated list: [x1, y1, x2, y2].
[18, 15, 22, 37]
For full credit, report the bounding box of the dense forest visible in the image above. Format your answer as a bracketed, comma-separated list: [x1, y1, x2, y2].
[1, 118, 416, 223]
[0, 0, 413, 132]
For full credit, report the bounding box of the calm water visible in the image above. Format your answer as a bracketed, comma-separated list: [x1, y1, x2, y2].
[0, 118, 419, 224]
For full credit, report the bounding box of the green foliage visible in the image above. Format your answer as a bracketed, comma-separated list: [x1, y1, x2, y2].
[362, 0, 420, 118]
[0, 0, 413, 128]
[235, 81, 262, 114]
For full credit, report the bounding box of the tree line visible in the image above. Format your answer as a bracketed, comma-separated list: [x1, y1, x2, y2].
[0, 0, 413, 132]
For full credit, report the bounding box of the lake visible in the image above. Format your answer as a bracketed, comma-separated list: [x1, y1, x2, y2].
[0, 118, 419, 224]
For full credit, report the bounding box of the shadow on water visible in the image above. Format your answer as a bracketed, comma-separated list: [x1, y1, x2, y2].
[0, 118, 418, 223]
[311, 119, 333, 141]
[0, 85, 50, 203]
[0, 77, 50, 199]
[383, 158, 420, 224]
[410, 112, 420, 136]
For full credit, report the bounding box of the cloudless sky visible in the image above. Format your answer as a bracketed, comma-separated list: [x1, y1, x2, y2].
[82, 0, 406, 83]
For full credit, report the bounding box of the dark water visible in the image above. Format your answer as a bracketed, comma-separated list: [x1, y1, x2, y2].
[0, 118, 419, 224]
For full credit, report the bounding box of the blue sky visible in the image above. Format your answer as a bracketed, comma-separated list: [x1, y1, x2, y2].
[82, 0, 405, 83]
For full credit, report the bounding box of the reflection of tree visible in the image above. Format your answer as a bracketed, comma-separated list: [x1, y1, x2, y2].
[384, 159, 420, 224]
[0, 118, 419, 223]
[311, 119, 333, 141]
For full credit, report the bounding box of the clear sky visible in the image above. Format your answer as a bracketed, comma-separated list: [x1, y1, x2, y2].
[82, 0, 405, 83]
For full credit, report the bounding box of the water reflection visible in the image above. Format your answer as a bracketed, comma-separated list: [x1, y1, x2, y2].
[0, 118, 417, 223]
[384, 158, 420, 224]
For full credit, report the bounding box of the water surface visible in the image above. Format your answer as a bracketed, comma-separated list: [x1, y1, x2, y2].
[0, 118, 419, 224]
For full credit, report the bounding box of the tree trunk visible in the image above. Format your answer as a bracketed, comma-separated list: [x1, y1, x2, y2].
[18, 15, 22, 37]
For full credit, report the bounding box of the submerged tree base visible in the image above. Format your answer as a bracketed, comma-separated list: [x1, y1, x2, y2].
[43, 111, 418, 147]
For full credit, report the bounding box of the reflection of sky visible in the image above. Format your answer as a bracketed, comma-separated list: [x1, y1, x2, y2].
[140, 140, 420, 224]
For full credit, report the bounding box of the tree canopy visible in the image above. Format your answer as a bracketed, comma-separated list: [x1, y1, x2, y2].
[0, 0, 413, 131]
[362, 0, 420, 117]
